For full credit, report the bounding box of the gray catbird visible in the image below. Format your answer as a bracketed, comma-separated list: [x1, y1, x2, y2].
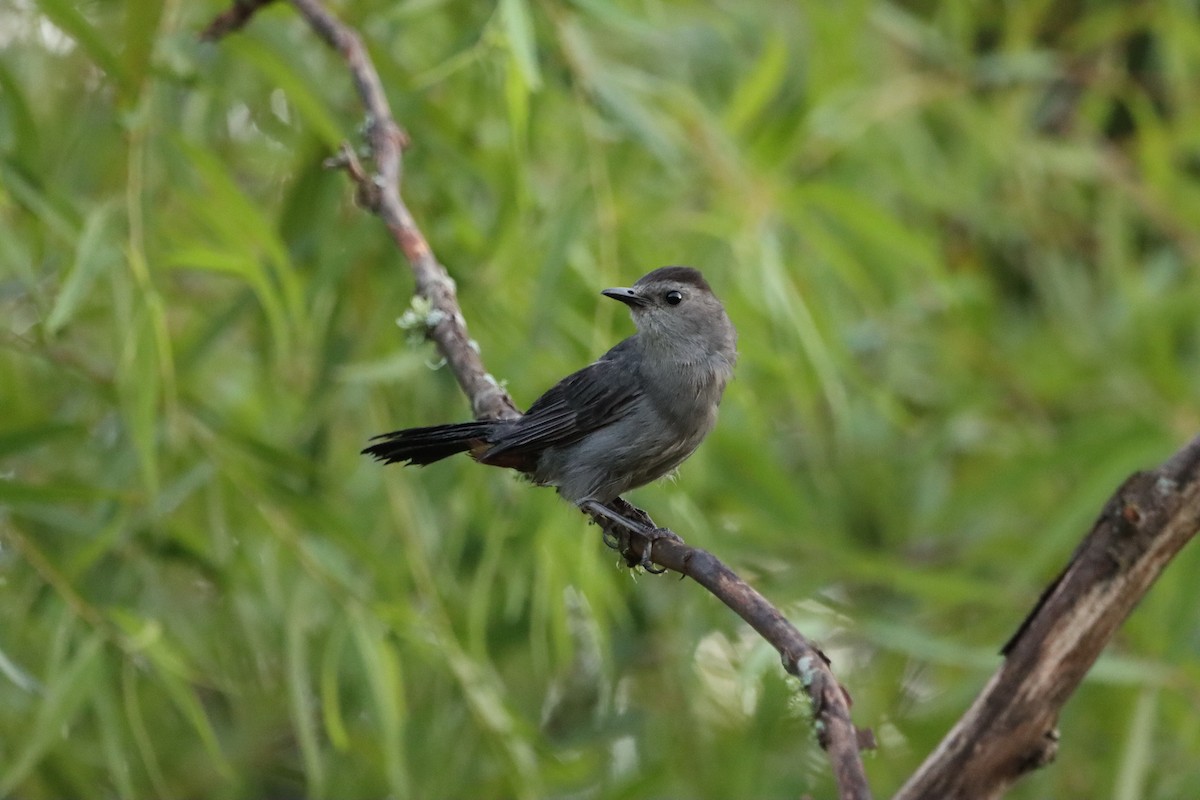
[364, 266, 737, 537]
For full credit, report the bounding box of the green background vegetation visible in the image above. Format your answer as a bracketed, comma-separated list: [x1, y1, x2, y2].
[3, 0, 1199, 797]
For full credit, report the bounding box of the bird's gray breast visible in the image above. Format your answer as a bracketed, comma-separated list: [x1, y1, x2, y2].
[537, 356, 727, 504]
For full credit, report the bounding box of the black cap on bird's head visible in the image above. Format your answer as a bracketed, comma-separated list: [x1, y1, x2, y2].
[601, 266, 713, 310]
[635, 266, 712, 292]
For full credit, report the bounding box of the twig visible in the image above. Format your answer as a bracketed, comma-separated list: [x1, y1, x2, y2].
[894, 434, 1200, 800]
[199, 0, 276, 41]
[205, 1, 873, 797]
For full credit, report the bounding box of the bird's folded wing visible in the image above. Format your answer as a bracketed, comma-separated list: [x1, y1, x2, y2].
[479, 348, 642, 462]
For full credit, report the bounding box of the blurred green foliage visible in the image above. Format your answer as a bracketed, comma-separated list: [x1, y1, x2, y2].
[2, 0, 1199, 797]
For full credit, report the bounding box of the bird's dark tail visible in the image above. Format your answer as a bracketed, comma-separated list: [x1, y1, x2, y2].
[362, 421, 499, 466]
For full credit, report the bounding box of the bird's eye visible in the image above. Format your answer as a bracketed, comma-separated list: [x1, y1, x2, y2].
[665, 290, 683, 306]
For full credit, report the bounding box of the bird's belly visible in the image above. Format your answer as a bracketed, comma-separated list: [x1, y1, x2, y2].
[535, 403, 715, 505]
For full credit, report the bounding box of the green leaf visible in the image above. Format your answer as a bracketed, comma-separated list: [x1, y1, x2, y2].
[221, 37, 347, 147]
[122, 0, 164, 92]
[499, 0, 542, 90]
[0, 160, 79, 242]
[46, 202, 120, 334]
[0, 631, 105, 796]
[286, 589, 325, 797]
[0, 480, 107, 505]
[109, 611, 233, 779]
[166, 246, 292, 362]
[0, 63, 38, 158]
[319, 624, 350, 752]
[33, 0, 131, 93]
[0, 423, 80, 459]
[92, 687, 137, 800]
[505, 51, 530, 156]
[350, 611, 409, 798]
[724, 32, 788, 136]
[115, 307, 161, 499]
[1113, 688, 1157, 800]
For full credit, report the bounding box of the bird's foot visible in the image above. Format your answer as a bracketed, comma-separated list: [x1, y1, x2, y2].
[635, 528, 672, 574]
[580, 499, 671, 573]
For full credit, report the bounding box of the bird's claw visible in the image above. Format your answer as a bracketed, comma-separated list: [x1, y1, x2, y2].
[601, 526, 622, 551]
[631, 528, 668, 573]
[581, 500, 673, 573]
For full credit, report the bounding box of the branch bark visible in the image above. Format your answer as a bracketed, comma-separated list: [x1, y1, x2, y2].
[895, 435, 1200, 800]
[204, 2, 872, 798]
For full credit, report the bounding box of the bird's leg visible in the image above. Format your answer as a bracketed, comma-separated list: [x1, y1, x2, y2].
[580, 498, 675, 573]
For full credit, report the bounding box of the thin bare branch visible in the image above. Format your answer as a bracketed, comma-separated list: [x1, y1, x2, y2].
[301, 0, 520, 421]
[592, 498, 874, 797]
[667, 540, 872, 792]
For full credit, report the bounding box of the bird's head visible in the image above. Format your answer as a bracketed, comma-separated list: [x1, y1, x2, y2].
[602, 266, 737, 365]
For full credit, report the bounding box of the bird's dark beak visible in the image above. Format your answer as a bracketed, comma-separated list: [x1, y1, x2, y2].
[601, 287, 648, 308]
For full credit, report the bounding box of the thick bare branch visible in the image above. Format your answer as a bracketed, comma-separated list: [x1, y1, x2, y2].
[895, 434, 1200, 800]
